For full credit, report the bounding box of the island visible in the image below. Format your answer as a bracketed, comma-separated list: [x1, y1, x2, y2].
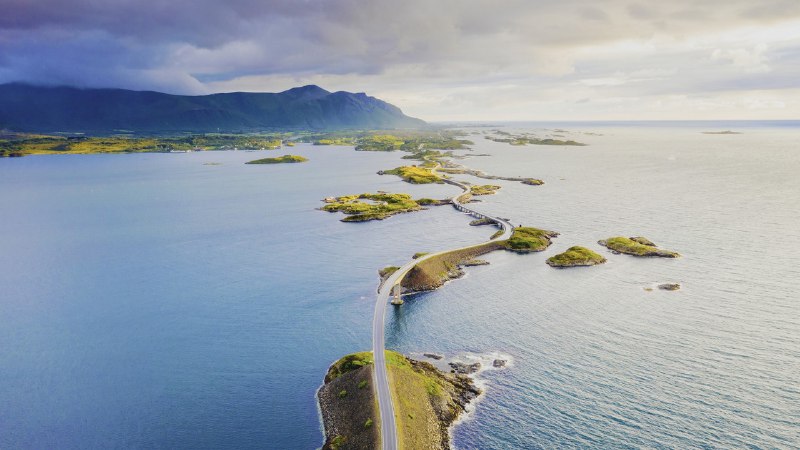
[321, 193, 447, 222]
[379, 165, 443, 184]
[469, 184, 501, 195]
[546, 246, 607, 267]
[598, 236, 680, 257]
[318, 351, 479, 450]
[245, 154, 308, 164]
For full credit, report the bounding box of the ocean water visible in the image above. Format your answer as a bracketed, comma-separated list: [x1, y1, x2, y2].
[1, 125, 799, 448]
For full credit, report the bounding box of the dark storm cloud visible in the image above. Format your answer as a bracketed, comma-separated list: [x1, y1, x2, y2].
[1, 0, 799, 118]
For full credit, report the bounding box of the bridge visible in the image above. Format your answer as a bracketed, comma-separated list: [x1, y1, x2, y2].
[371, 172, 514, 450]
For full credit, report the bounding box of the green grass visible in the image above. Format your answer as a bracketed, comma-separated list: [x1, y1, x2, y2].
[363, 418, 373, 429]
[245, 154, 308, 164]
[355, 134, 404, 151]
[381, 166, 443, 184]
[599, 236, 680, 257]
[470, 184, 501, 195]
[324, 351, 374, 383]
[546, 246, 606, 267]
[379, 266, 400, 278]
[501, 227, 559, 252]
[321, 192, 428, 221]
[358, 380, 369, 389]
[338, 389, 348, 398]
[329, 435, 347, 449]
[0, 133, 288, 156]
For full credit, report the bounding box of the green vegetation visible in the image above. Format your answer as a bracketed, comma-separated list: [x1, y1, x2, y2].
[379, 266, 400, 279]
[322, 193, 435, 221]
[381, 165, 443, 184]
[313, 138, 354, 146]
[245, 154, 308, 164]
[329, 435, 346, 450]
[501, 227, 559, 253]
[470, 218, 495, 226]
[338, 390, 348, 398]
[546, 246, 607, 267]
[486, 134, 586, 146]
[598, 236, 680, 258]
[385, 350, 480, 450]
[470, 184, 501, 195]
[0, 133, 287, 157]
[522, 178, 544, 186]
[355, 134, 404, 151]
[490, 230, 504, 239]
[324, 351, 374, 383]
[319, 350, 480, 450]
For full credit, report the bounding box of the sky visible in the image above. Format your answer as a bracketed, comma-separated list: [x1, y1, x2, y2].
[1, 0, 799, 121]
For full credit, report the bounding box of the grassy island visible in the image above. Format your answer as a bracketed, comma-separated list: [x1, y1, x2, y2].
[547, 246, 607, 267]
[245, 154, 307, 164]
[380, 166, 443, 184]
[318, 351, 479, 450]
[485, 134, 586, 146]
[598, 236, 680, 257]
[470, 184, 501, 195]
[322, 193, 441, 222]
[501, 227, 559, 253]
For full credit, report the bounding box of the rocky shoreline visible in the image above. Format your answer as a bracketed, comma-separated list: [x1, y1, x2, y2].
[318, 351, 480, 450]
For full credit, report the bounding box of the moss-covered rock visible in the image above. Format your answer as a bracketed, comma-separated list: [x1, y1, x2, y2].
[598, 236, 679, 257]
[546, 246, 606, 267]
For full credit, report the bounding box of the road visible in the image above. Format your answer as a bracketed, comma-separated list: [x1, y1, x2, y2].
[371, 173, 514, 450]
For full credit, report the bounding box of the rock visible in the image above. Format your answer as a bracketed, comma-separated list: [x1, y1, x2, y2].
[658, 283, 681, 291]
[424, 353, 444, 360]
[449, 361, 481, 374]
[492, 359, 507, 368]
[323, 197, 336, 203]
[630, 236, 656, 246]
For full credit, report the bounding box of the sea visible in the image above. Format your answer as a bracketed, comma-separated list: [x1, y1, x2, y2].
[1, 122, 798, 448]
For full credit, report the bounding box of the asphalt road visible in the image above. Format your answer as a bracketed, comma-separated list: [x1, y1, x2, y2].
[371, 175, 513, 450]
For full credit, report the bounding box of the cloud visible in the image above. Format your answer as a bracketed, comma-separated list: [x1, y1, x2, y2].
[0, 0, 799, 119]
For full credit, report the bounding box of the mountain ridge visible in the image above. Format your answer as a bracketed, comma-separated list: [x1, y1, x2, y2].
[0, 83, 426, 132]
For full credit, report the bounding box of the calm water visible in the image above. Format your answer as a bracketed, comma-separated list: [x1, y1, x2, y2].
[1, 125, 799, 448]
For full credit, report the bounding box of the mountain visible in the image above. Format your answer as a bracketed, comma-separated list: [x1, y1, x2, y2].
[0, 83, 426, 132]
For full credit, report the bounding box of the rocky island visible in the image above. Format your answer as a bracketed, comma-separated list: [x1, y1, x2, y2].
[318, 351, 480, 450]
[379, 165, 444, 184]
[245, 154, 308, 164]
[546, 246, 607, 267]
[598, 236, 680, 257]
[321, 193, 447, 222]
